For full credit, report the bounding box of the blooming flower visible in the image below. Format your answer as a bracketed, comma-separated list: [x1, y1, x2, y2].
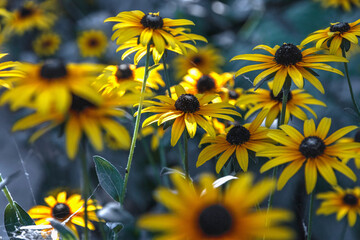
[28, 191, 102, 237]
[317, 186, 360, 226]
[138, 172, 293, 239]
[142, 85, 241, 146]
[301, 19, 360, 55]
[33, 32, 61, 57]
[231, 44, 347, 96]
[258, 118, 358, 194]
[77, 30, 108, 58]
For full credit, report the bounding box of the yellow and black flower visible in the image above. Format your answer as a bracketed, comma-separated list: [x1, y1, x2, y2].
[317, 186, 360, 226]
[33, 32, 61, 56]
[28, 191, 101, 237]
[314, 0, 360, 11]
[0, 59, 103, 114]
[258, 118, 358, 194]
[77, 30, 108, 58]
[105, 10, 204, 56]
[142, 85, 241, 146]
[173, 45, 225, 79]
[238, 82, 326, 127]
[301, 19, 360, 55]
[138, 172, 293, 240]
[197, 109, 272, 173]
[231, 44, 347, 96]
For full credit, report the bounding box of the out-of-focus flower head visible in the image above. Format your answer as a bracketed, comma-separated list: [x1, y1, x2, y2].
[314, 0, 360, 11]
[12, 91, 140, 159]
[33, 32, 61, 57]
[138, 172, 294, 239]
[94, 63, 164, 96]
[179, 68, 234, 96]
[317, 186, 360, 226]
[2, 0, 57, 35]
[172, 45, 225, 79]
[77, 29, 108, 58]
[0, 59, 103, 114]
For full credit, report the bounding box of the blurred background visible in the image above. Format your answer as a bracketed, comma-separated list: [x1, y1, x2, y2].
[0, 0, 360, 239]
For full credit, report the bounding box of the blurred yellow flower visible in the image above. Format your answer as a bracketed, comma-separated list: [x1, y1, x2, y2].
[33, 32, 61, 56]
[77, 30, 108, 58]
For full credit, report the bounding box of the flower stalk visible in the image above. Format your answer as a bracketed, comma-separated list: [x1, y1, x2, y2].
[342, 48, 360, 119]
[307, 191, 315, 240]
[162, 51, 172, 98]
[80, 139, 89, 240]
[121, 44, 151, 203]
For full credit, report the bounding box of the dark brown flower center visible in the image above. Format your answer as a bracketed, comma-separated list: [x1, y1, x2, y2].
[19, 6, 34, 18]
[343, 194, 358, 206]
[88, 38, 99, 47]
[270, 90, 292, 102]
[52, 203, 71, 220]
[228, 90, 239, 99]
[274, 43, 302, 66]
[330, 22, 350, 33]
[354, 130, 360, 142]
[192, 56, 203, 65]
[226, 125, 251, 145]
[40, 59, 68, 80]
[140, 13, 163, 29]
[41, 40, 52, 48]
[115, 64, 133, 80]
[299, 136, 326, 158]
[175, 94, 200, 113]
[198, 204, 233, 237]
[196, 75, 216, 93]
[70, 95, 96, 112]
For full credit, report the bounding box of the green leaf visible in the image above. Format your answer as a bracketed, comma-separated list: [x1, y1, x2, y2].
[4, 202, 35, 238]
[93, 155, 123, 202]
[49, 219, 78, 240]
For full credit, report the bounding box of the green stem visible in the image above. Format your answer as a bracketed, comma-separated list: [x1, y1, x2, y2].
[121, 44, 151, 204]
[342, 49, 360, 119]
[0, 174, 21, 219]
[183, 133, 189, 178]
[339, 220, 348, 240]
[162, 51, 172, 98]
[307, 191, 315, 240]
[80, 139, 89, 240]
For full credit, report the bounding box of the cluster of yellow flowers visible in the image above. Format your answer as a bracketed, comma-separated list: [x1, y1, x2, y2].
[0, 2, 360, 239]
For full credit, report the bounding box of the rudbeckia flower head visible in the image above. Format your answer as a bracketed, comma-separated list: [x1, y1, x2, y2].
[28, 191, 102, 237]
[172, 45, 225, 79]
[301, 19, 360, 55]
[94, 63, 164, 96]
[0, 59, 103, 114]
[33, 32, 61, 56]
[142, 85, 241, 146]
[258, 118, 359, 194]
[105, 10, 206, 57]
[180, 67, 234, 95]
[138, 172, 294, 239]
[317, 186, 360, 226]
[4, 0, 57, 35]
[77, 29, 108, 58]
[197, 109, 273, 173]
[238, 82, 326, 127]
[231, 44, 347, 96]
